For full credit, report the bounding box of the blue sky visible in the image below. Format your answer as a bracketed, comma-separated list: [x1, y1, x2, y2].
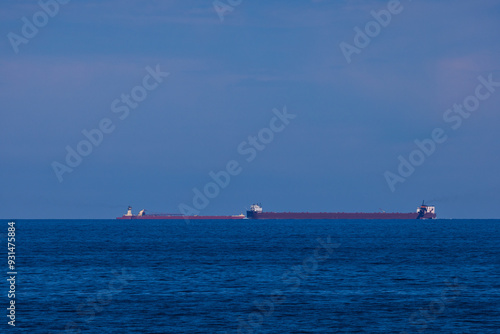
[1, 0, 499, 218]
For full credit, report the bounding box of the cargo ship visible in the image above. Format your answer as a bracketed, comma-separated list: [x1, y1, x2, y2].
[117, 202, 436, 220]
[246, 202, 436, 219]
[116, 206, 245, 220]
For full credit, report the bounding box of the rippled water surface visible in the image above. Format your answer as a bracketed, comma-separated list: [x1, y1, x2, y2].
[5, 219, 500, 333]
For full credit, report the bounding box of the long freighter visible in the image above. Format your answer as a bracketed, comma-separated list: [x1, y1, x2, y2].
[116, 206, 246, 220]
[246, 202, 436, 220]
[117, 202, 436, 220]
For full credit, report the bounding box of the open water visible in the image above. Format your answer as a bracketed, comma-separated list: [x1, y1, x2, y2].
[2, 219, 499, 333]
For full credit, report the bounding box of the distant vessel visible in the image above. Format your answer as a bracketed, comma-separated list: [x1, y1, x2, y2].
[116, 206, 245, 220]
[246, 202, 436, 219]
[117, 202, 436, 220]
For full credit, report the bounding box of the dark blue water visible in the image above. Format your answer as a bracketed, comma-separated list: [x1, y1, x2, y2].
[3, 219, 499, 333]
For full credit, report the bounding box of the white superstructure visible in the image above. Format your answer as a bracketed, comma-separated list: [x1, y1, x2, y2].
[416, 205, 435, 214]
[250, 204, 263, 212]
[125, 206, 133, 216]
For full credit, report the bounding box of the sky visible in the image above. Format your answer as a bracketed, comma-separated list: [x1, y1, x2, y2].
[1, 0, 499, 219]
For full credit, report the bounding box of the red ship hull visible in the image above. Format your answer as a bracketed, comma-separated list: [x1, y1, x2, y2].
[246, 202, 437, 219]
[117, 215, 245, 220]
[246, 212, 436, 219]
[117, 202, 437, 220]
[116, 206, 246, 220]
